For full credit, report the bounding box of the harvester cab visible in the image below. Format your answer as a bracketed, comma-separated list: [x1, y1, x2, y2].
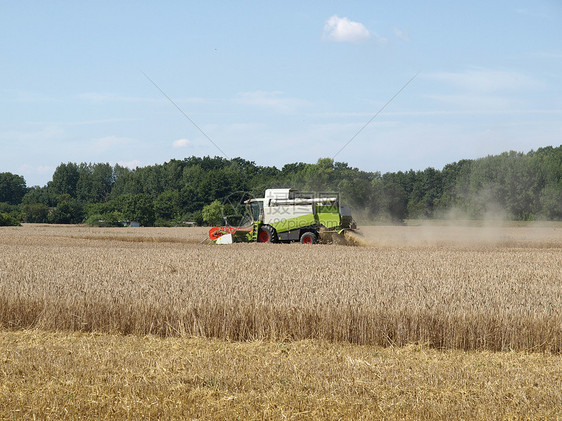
[209, 189, 357, 244]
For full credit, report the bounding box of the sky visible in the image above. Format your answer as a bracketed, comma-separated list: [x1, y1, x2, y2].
[1, 1, 561, 187]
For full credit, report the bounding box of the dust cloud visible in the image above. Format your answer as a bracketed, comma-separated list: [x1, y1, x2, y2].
[348, 198, 562, 248]
[348, 204, 561, 248]
[353, 222, 562, 248]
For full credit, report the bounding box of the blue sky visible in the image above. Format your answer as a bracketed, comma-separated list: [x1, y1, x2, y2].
[1, 1, 561, 187]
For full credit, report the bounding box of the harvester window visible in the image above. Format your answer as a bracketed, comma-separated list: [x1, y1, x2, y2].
[249, 201, 264, 222]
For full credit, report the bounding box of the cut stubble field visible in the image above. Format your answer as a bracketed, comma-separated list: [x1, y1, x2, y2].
[1, 223, 561, 419]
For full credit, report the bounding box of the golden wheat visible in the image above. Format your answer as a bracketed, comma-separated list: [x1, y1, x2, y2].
[1, 224, 561, 352]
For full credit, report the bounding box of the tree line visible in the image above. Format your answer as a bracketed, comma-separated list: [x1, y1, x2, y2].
[1, 145, 561, 226]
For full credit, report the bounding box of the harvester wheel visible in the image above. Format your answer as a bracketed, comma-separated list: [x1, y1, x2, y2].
[258, 225, 277, 243]
[300, 231, 317, 244]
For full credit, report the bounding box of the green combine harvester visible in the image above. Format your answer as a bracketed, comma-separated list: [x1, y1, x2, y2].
[209, 189, 357, 244]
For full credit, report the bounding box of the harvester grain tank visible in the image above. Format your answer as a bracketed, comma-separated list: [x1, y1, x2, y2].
[209, 188, 357, 244]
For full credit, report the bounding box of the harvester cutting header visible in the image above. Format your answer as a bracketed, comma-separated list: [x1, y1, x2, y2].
[209, 189, 357, 244]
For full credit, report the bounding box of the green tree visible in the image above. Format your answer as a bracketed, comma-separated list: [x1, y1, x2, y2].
[85, 210, 124, 227]
[48, 195, 83, 224]
[22, 186, 58, 207]
[21, 203, 50, 223]
[381, 173, 408, 221]
[50, 163, 80, 197]
[202, 199, 223, 226]
[407, 168, 443, 218]
[76, 163, 115, 203]
[540, 183, 562, 220]
[154, 190, 181, 221]
[22, 146, 562, 225]
[0, 172, 27, 205]
[0, 212, 21, 226]
[119, 194, 155, 226]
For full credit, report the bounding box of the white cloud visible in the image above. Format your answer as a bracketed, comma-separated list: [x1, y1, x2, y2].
[78, 93, 158, 103]
[426, 69, 542, 93]
[373, 33, 388, 47]
[64, 118, 137, 126]
[393, 27, 410, 42]
[530, 51, 562, 60]
[116, 160, 141, 169]
[235, 91, 309, 112]
[15, 165, 55, 186]
[79, 92, 217, 105]
[37, 165, 54, 174]
[93, 136, 133, 152]
[424, 93, 516, 111]
[323, 15, 371, 43]
[420, 68, 548, 113]
[15, 92, 59, 103]
[514, 8, 550, 19]
[172, 138, 190, 148]
[0, 125, 64, 143]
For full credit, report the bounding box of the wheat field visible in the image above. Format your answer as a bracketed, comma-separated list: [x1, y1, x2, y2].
[1, 223, 561, 352]
[1, 223, 562, 419]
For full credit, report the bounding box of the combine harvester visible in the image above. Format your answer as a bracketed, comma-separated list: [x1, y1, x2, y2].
[209, 188, 357, 244]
